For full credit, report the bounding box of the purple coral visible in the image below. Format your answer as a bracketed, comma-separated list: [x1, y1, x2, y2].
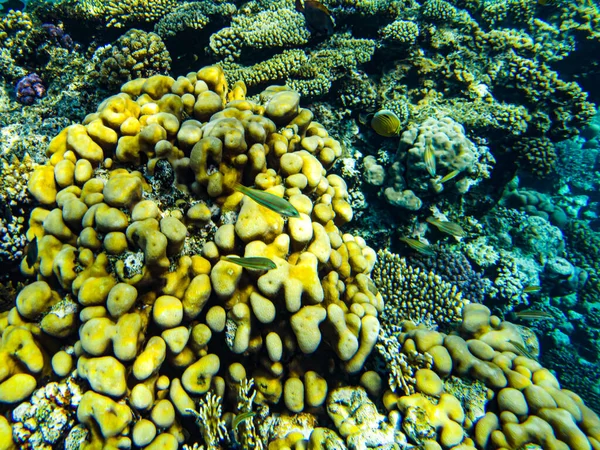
[15, 73, 46, 105]
[41, 23, 74, 49]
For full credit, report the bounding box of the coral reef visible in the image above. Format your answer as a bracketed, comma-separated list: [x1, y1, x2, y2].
[373, 249, 468, 328]
[0, 0, 600, 444]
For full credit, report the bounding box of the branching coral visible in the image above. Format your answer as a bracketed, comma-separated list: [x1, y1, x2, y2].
[511, 136, 558, 177]
[154, 1, 237, 40]
[209, 7, 309, 61]
[91, 29, 171, 87]
[407, 247, 492, 304]
[373, 249, 468, 327]
[77, 0, 178, 28]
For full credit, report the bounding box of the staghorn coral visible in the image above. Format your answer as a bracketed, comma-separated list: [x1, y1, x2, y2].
[91, 29, 171, 88]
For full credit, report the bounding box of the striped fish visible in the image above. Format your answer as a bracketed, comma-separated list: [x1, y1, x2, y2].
[426, 217, 466, 238]
[439, 170, 461, 184]
[514, 310, 553, 320]
[508, 339, 538, 361]
[232, 411, 256, 431]
[399, 237, 435, 256]
[235, 184, 300, 218]
[424, 143, 436, 177]
[222, 256, 276, 270]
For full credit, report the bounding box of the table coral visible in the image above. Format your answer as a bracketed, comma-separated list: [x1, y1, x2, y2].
[209, 7, 310, 62]
[78, 0, 178, 28]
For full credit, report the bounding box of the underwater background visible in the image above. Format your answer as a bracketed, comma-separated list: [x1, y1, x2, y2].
[1, 0, 600, 448]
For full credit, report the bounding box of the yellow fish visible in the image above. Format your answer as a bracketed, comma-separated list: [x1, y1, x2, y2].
[424, 143, 436, 177]
[439, 170, 460, 184]
[522, 285, 542, 293]
[399, 237, 435, 256]
[371, 110, 402, 137]
[508, 339, 538, 361]
[222, 256, 277, 270]
[426, 217, 466, 238]
[235, 184, 300, 218]
[232, 411, 256, 431]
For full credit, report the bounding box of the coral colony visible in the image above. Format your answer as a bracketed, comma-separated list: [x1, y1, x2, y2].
[0, 0, 600, 449]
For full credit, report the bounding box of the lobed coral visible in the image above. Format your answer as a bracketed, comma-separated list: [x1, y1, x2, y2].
[1, 65, 387, 448]
[384, 116, 495, 210]
[379, 303, 600, 449]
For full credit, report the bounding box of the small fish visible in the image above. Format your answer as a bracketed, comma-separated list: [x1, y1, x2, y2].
[439, 170, 461, 184]
[514, 310, 553, 320]
[371, 110, 402, 137]
[295, 0, 334, 35]
[235, 184, 300, 218]
[426, 217, 466, 238]
[424, 143, 436, 177]
[232, 411, 256, 431]
[508, 339, 538, 361]
[399, 237, 435, 256]
[26, 236, 38, 269]
[222, 256, 277, 271]
[523, 285, 542, 293]
[366, 278, 379, 296]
